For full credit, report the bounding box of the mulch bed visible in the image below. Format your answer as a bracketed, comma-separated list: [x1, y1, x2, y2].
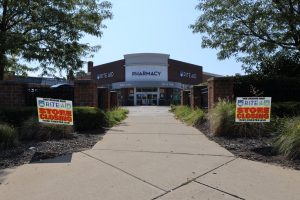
[196, 120, 300, 170]
[0, 132, 104, 169]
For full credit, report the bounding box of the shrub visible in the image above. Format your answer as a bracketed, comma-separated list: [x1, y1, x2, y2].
[209, 99, 272, 137]
[272, 101, 300, 117]
[73, 107, 106, 132]
[20, 117, 74, 141]
[209, 100, 235, 136]
[0, 107, 37, 127]
[0, 123, 18, 149]
[105, 108, 129, 127]
[171, 106, 205, 126]
[274, 117, 300, 159]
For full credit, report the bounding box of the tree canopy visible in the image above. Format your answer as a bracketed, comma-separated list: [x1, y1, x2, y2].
[191, 0, 300, 71]
[0, 0, 112, 80]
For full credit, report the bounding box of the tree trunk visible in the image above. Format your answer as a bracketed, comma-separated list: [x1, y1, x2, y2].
[0, 52, 6, 80]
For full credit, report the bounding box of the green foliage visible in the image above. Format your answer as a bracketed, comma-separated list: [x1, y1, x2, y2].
[105, 108, 128, 127]
[20, 117, 73, 141]
[73, 107, 106, 132]
[171, 105, 205, 126]
[0, 107, 37, 127]
[272, 102, 300, 117]
[191, 0, 300, 69]
[247, 51, 300, 78]
[210, 100, 272, 137]
[234, 75, 300, 102]
[275, 117, 300, 159]
[0, 0, 113, 80]
[0, 123, 18, 149]
[209, 100, 236, 136]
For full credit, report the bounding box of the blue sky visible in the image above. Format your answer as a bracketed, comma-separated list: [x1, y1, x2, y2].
[78, 0, 245, 76]
[84, 0, 243, 76]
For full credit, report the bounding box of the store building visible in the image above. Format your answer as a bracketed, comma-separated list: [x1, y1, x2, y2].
[90, 53, 203, 106]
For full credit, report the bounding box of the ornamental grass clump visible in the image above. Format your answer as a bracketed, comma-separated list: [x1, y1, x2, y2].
[209, 99, 236, 137]
[105, 108, 129, 127]
[171, 105, 205, 126]
[0, 123, 18, 149]
[275, 117, 300, 159]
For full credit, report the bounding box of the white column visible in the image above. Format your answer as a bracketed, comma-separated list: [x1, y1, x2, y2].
[134, 87, 137, 106]
[157, 87, 160, 106]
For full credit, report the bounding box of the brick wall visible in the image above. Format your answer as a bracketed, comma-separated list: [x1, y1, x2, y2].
[110, 91, 118, 109]
[190, 85, 207, 108]
[0, 81, 26, 107]
[74, 80, 98, 107]
[208, 77, 234, 109]
[98, 88, 110, 110]
[181, 90, 190, 106]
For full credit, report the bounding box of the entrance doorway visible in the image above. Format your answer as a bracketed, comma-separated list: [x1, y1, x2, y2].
[135, 88, 159, 106]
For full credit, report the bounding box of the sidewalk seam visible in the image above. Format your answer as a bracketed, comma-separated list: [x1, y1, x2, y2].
[80, 151, 167, 192]
[151, 157, 238, 200]
[107, 133, 201, 135]
[90, 148, 234, 158]
[194, 181, 245, 200]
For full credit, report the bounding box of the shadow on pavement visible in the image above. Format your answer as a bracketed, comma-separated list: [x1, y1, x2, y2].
[0, 169, 12, 184]
[30, 153, 73, 164]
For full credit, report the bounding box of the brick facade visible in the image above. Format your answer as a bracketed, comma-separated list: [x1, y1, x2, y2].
[110, 91, 118, 109]
[181, 90, 190, 106]
[207, 77, 234, 109]
[0, 81, 27, 107]
[74, 80, 98, 107]
[190, 85, 207, 108]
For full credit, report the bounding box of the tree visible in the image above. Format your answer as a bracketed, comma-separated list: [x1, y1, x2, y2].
[190, 0, 300, 70]
[249, 51, 300, 78]
[0, 0, 112, 80]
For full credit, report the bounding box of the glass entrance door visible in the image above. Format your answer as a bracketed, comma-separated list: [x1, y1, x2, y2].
[135, 90, 159, 106]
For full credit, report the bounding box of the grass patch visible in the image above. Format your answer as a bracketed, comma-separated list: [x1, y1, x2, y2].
[0, 123, 18, 149]
[105, 108, 129, 127]
[171, 105, 205, 126]
[274, 117, 300, 159]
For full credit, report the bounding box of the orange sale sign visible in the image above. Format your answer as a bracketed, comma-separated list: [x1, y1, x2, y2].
[37, 98, 73, 125]
[235, 97, 271, 122]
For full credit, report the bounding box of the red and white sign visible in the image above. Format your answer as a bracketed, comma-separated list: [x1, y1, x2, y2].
[37, 98, 73, 125]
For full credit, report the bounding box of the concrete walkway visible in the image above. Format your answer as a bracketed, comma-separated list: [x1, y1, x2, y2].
[1, 106, 300, 200]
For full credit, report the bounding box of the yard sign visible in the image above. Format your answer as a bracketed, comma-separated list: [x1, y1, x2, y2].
[235, 97, 271, 122]
[37, 97, 73, 125]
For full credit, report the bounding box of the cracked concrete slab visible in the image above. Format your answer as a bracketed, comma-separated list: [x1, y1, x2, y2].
[197, 158, 300, 200]
[92, 133, 233, 156]
[154, 182, 241, 200]
[84, 149, 234, 191]
[0, 153, 163, 200]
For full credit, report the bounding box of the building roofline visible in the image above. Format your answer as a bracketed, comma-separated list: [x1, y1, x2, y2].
[203, 71, 223, 77]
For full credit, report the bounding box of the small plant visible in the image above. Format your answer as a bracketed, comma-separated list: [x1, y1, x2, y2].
[73, 107, 106, 132]
[0, 123, 18, 149]
[209, 99, 235, 136]
[171, 105, 205, 126]
[272, 101, 300, 117]
[274, 117, 300, 159]
[20, 117, 74, 141]
[105, 108, 129, 127]
[0, 107, 37, 127]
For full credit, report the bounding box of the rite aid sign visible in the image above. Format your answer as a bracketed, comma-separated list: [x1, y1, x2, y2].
[125, 66, 168, 81]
